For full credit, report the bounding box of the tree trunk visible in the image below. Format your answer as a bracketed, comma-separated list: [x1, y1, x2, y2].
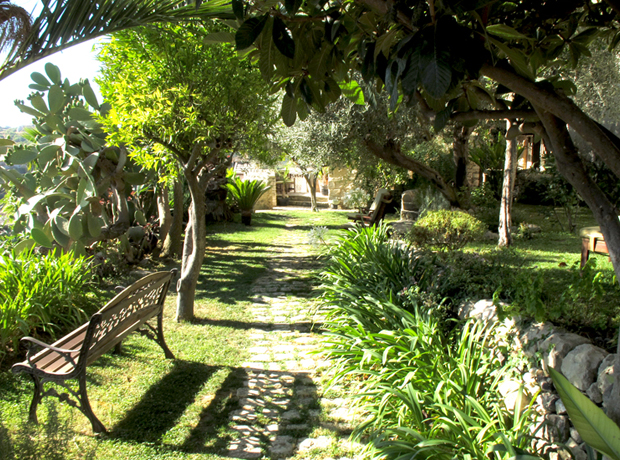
[453, 124, 473, 191]
[161, 178, 184, 258]
[532, 140, 541, 170]
[498, 120, 519, 248]
[176, 168, 207, 322]
[535, 108, 620, 425]
[157, 184, 172, 253]
[304, 173, 319, 212]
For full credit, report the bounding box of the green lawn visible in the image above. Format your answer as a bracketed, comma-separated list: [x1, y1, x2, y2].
[0, 210, 350, 460]
[1, 205, 618, 458]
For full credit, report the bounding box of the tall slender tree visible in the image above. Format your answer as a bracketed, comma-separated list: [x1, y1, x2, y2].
[98, 23, 276, 321]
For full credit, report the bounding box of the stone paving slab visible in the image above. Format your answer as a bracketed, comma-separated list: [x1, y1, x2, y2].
[225, 232, 362, 459]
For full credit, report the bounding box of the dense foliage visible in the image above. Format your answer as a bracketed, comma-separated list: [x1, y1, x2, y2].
[409, 209, 486, 251]
[0, 247, 96, 364]
[320, 227, 540, 458]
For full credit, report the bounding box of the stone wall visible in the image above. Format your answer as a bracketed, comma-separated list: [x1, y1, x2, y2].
[240, 170, 277, 210]
[459, 299, 615, 460]
[328, 167, 355, 208]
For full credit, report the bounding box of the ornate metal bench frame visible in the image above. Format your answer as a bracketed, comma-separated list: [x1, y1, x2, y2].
[11, 270, 176, 433]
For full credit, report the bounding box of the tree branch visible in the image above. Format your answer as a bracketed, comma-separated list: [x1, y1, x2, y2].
[451, 109, 538, 122]
[363, 135, 461, 207]
[480, 62, 620, 179]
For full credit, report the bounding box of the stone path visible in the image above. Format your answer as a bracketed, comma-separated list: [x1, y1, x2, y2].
[225, 232, 363, 459]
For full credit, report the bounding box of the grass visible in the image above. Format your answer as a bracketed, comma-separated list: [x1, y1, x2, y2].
[1, 203, 619, 458]
[0, 209, 350, 460]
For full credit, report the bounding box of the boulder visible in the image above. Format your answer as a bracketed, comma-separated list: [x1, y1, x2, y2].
[539, 333, 590, 372]
[517, 322, 555, 356]
[544, 414, 570, 443]
[561, 344, 608, 391]
[586, 382, 603, 404]
[498, 379, 531, 413]
[458, 299, 499, 322]
[597, 354, 616, 396]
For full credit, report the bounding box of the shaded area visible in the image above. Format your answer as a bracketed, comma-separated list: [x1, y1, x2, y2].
[191, 317, 323, 333]
[110, 360, 220, 443]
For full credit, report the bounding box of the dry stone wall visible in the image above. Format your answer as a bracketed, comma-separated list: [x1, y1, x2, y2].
[459, 299, 616, 460]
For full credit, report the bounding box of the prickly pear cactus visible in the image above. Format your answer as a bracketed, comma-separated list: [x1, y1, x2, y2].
[0, 63, 146, 254]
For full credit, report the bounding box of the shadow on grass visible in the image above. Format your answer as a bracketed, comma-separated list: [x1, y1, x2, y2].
[191, 317, 324, 333]
[195, 246, 319, 305]
[179, 367, 326, 458]
[110, 360, 220, 443]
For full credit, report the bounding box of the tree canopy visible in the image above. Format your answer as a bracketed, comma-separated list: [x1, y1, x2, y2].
[98, 22, 277, 321]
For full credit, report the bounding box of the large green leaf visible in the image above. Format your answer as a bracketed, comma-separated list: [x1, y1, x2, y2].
[204, 31, 235, 44]
[281, 94, 297, 126]
[10, 149, 38, 165]
[272, 17, 295, 59]
[44, 63, 62, 85]
[235, 15, 268, 50]
[339, 80, 365, 105]
[31, 228, 53, 248]
[421, 50, 452, 99]
[486, 24, 530, 40]
[549, 367, 620, 460]
[81, 81, 100, 109]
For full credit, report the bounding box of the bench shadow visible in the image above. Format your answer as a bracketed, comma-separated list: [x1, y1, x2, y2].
[109, 360, 220, 443]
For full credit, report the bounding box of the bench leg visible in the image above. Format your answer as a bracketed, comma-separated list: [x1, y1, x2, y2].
[78, 373, 106, 433]
[580, 238, 590, 270]
[28, 374, 43, 424]
[157, 314, 175, 360]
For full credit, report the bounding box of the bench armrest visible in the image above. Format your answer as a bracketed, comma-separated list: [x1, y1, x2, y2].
[21, 336, 80, 369]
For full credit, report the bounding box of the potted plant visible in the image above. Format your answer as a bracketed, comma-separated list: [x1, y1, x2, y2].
[225, 176, 271, 225]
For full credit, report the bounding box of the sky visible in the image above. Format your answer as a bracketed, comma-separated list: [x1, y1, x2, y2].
[0, 1, 104, 128]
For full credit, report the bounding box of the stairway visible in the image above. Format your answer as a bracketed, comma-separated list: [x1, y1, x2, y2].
[285, 194, 330, 208]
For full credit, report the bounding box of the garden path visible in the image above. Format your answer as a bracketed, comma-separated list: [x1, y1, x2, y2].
[225, 230, 362, 459]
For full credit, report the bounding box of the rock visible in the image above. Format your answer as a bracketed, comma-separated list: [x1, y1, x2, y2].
[540, 393, 559, 413]
[457, 300, 477, 320]
[459, 299, 502, 323]
[540, 333, 590, 372]
[498, 380, 531, 413]
[586, 382, 603, 404]
[566, 439, 587, 460]
[570, 427, 583, 444]
[298, 436, 332, 451]
[555, 398, 567, 415]
[517, 322, 555, 356]
[545, 414, 570, 443]
[561, 344, 608, 391]
[484, 231, 499, 241]
[598, 354, 616, 396]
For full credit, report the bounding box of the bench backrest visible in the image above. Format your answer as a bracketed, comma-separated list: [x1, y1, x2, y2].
[368, 190, 392, 224]
[80, 271, 174, 365]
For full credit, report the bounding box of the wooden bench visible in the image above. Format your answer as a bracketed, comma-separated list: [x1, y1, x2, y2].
[347, 189, 393, 227]
[11, 270, 176, 433]
[579, 226, 608, 269]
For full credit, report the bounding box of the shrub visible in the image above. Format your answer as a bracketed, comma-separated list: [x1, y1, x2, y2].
[225, 176, 271, 212]
[321, 291, 540, 459]
[321, 223, 431, 311]
[0, 248, 96, 363]
[409, 209, 486, 251]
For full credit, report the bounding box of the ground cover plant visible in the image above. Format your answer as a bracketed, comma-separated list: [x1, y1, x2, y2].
[319, 226, 541, 459]
[0, 210, 349, 460]
[0, 247, 97, 365]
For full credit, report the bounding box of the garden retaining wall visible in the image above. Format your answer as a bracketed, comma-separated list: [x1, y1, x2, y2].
[459, 299, 616, 460]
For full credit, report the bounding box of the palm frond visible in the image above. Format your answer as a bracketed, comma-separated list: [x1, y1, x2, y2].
[0, 0, 234, 81]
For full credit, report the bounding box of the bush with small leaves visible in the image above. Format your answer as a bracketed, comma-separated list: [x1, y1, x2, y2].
[409, 209, 486, 251]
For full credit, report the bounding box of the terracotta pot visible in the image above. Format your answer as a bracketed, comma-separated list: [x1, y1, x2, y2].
[241, 210, 252, 226]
